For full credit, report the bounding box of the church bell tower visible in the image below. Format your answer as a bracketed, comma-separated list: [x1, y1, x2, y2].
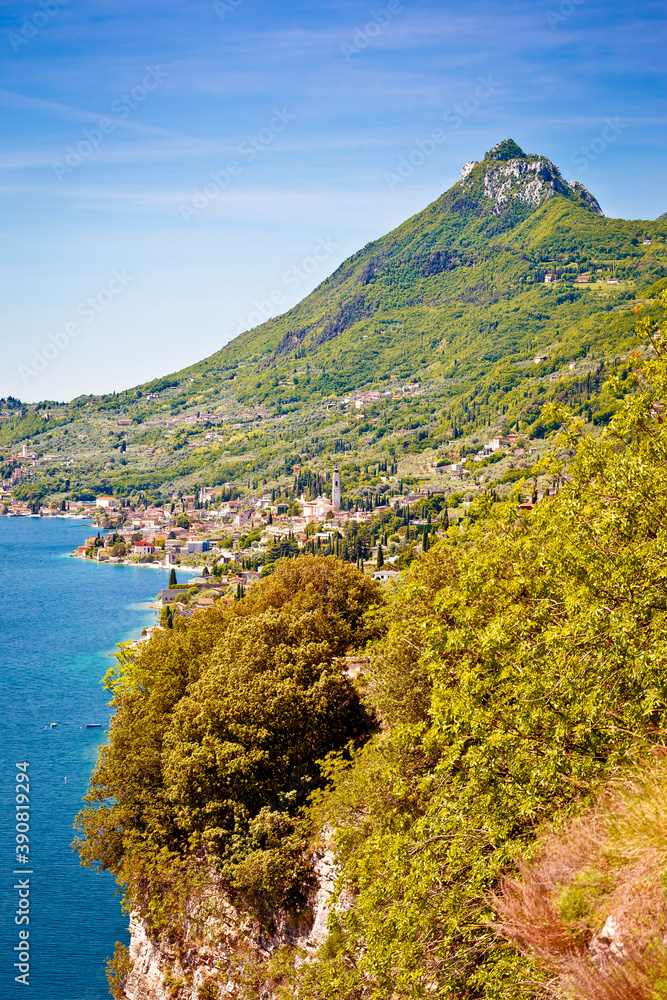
[332, 468, 341, 511]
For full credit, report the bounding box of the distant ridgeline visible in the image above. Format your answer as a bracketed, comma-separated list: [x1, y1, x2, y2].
[2, 138, 667, 500]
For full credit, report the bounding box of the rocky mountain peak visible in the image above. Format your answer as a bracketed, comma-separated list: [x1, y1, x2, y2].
[457, 138, 603, 217]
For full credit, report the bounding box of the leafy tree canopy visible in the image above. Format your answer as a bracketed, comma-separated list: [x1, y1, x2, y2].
[75, 556, 381, 923]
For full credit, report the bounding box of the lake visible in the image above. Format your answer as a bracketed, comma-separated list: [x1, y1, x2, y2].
[0, 517, 168, 999]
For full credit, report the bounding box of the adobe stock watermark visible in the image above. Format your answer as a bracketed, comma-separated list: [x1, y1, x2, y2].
[235, 236, 339, 334]
[545, 0, 586, 30]
[178, 107, 296, 222]
[7, 0, 70, 53]
[51, 66, 168, 181]
[213, 0, 243, 21]
[341, 0, 403, 62]
[569, 118, 627, 173]
[384, 75, 499, 191]
[13, 762, 31, 986]
[18, 270, 134, 385]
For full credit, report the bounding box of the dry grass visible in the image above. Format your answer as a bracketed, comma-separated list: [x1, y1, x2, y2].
[492, 754, 667, 999]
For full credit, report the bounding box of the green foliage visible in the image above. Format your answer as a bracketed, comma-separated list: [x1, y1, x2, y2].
[0, 407, 72, 446]
[12, 482, 47, 502]
[196, 979, 218, 1000]
[230, 808, 313, 911]
[106, 942, 132, 1000]
[557, 866, 613, 926]
[75, 557, 381, 927]
[239, 528, 263, 549]
[287, 303, 667, 998]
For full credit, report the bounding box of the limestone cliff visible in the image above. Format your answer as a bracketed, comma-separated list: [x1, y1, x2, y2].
[456, 138, 603, 217]
[122, 851, 337, 1000]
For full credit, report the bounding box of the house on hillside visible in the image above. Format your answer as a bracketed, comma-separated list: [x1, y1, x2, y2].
[134, 542, 155, 555]
[373, 568, 399, 582]
[186, 540, 210, 553]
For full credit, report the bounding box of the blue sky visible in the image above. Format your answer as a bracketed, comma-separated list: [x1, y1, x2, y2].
[0, 0, 665, 402]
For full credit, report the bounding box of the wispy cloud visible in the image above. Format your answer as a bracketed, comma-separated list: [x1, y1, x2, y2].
[0, 0, 664, 399]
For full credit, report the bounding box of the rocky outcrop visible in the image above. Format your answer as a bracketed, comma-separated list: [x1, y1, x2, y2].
[480, 157, 570, 211]
[569, 179, 604, 215]
[457, 140, 603, 217]
[123, 851, 338, 1000]
[588, 914, 627, 968]
[459, 160, 478, 183]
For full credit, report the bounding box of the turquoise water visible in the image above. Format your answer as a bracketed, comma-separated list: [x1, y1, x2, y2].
[0, 517, 168, 998]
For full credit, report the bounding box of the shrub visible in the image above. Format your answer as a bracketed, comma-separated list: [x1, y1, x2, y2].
[196, 979, 218, 1000]
[106, 943, 132, 1000]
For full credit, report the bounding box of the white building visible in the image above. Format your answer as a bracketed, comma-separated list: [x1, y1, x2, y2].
[373, 568, 399, 582]
[301, 496, 335, 523]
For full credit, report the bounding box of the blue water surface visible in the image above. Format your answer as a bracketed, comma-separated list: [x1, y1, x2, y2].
[0, 517, 168, 999]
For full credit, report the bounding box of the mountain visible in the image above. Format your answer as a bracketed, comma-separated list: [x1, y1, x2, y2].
[2, 140, 667, 500]
[135, 139, 663, 413]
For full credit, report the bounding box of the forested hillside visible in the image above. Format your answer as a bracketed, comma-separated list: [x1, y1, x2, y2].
[3, 141, 667, 502]
[77, 296, 667, 999]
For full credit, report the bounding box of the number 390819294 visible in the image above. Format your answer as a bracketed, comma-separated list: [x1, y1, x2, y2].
[15, 763, 30, 860]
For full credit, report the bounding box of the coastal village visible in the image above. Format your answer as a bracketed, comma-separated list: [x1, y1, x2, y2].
[0, 422, 551, 627]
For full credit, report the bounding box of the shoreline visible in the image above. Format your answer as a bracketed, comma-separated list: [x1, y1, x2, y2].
[67, 552, 206, 574]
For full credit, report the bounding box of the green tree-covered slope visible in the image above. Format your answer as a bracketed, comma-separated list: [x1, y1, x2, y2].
[2, 140, 667, 500]
[145, 138, 666, 405]
[78, 300, 667, 1000]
